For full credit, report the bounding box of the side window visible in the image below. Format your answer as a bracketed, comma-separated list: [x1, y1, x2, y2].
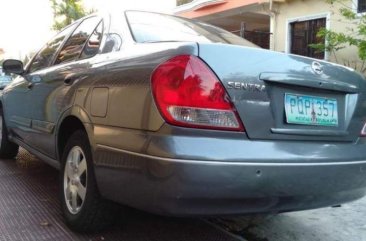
[55, 17, 101, 65]
[29, 25, 75, 73]
[80, 21, 103, 59]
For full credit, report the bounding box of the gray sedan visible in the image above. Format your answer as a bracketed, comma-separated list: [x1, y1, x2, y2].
[2, 10, 366, 232]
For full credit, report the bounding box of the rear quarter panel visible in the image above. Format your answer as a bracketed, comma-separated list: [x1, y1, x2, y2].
[82, 42, 199, 131]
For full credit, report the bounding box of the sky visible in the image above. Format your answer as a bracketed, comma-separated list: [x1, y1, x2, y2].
[0, 0, 176, 59]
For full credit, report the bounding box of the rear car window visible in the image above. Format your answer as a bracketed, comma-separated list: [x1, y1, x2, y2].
[125, 11, 258, 47]
[55, 17, 102, 65]
[80, 21, 104, 59]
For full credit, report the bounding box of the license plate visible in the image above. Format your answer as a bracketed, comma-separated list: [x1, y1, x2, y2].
[285, 93, 338, 126]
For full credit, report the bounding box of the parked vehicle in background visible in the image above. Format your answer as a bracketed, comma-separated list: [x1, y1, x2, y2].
[0, 76, 12, 90]
[0, 67, 12, 90]
[2, 11, 366, 233]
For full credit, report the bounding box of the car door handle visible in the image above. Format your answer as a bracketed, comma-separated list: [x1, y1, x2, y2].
[27, 82, 34, 89]
[27, 75, 42, 89]
[64, 74, 81, 86]
[64, 77, 76, 85]
[27, 81, 40, 89]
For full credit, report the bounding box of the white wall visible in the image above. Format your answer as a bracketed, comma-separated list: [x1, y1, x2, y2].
[273, 0, 359, 68]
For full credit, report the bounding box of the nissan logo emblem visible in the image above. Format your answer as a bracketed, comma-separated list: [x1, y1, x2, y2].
[312, 61, 324, 75]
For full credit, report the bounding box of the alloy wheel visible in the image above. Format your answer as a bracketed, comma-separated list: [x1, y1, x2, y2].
[63, 146, 88, 215]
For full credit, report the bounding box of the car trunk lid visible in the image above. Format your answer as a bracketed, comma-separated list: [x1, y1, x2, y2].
[198, 43, 366, 142]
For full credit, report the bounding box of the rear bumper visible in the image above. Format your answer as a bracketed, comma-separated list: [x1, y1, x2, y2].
[94, 144, 366, 216]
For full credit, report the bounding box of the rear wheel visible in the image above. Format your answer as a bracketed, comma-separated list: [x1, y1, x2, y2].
[61, 130, 115, 232]
[0, 109, 19, 159]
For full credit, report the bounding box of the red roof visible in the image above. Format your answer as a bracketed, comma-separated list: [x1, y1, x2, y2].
[175, 0, 262, 18]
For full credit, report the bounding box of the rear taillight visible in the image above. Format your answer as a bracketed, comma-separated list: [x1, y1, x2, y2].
[151, 55, 244, 131]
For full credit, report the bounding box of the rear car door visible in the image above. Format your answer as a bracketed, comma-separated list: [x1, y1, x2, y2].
[27, 16, 103, 159]
[3, 24, 76, 144]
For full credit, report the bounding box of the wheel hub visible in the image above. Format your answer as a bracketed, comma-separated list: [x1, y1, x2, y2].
[70, 177, 79, 186]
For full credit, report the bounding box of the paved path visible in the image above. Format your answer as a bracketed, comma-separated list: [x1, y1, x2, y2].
[2, 149, 365, 241]
[0, 149, 239, 241]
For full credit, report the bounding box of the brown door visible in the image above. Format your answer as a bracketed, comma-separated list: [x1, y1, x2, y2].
[290, 18, 326, 59]
[358, 0, 366, 13]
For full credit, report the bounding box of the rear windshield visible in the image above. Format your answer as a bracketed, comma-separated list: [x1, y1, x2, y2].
[125, 11, 258, 48]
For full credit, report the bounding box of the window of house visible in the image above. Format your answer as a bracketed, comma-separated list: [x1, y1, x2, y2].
[290, 18, 326, 60]
[358, 0, 366, 13]
[55, 17, 101, 65]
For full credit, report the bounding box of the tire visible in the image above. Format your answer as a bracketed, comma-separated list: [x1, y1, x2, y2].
[60, 130, 115, 232]
[0, 108, 19, 159]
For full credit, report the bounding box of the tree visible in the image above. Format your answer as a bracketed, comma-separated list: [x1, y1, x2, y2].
[22, 55, 30, 66]
[0, 48, 4, 66]
[50, 0, 94, 31]
[310, 0, 366, 73]
[177, 0, 194, 6]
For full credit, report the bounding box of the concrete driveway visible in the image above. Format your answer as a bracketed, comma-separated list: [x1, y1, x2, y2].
[211, 196, 366, 241]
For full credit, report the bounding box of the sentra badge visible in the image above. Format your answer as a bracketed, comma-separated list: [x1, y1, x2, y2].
[227, 82, 266, 92]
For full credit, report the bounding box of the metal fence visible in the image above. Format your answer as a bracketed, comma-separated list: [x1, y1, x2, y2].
[231, 29, 271, 49]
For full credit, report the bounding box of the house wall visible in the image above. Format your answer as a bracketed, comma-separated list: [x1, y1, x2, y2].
[273, 0, 358, 65]
[177, 0, 261, 19]
[175, 0, 363, 72]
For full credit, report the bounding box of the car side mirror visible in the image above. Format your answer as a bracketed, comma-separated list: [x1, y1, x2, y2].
[2, 59, 24, 75]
